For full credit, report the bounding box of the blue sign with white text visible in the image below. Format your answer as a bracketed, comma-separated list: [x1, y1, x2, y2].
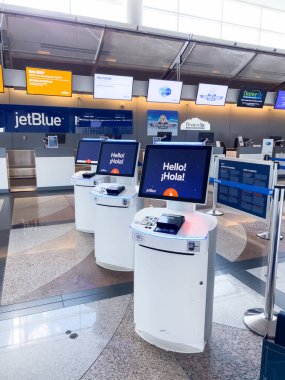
[217, 159, 271, 219]
[0, 104, 133, 135]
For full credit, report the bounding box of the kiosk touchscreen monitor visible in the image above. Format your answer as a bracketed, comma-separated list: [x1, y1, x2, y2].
[198, 132, 214, 145]
[139, 144, 212, 203]
[96, 141, 139, 177]
[157, 132, 172, 141]
[75, 139, 102, 165]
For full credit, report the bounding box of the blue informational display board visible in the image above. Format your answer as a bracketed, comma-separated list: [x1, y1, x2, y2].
[0, 104, 133, 135]
[217, 159, 271, 219]
[139, 145, 212, 203]
[96, 141, 139, 177]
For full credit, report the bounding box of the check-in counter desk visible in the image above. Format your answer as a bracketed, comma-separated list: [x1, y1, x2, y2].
[237, 146, 263, 160]
[273, 147, 285, 177]
[0, 148, 9, 193]
[35, 147, 74, 191]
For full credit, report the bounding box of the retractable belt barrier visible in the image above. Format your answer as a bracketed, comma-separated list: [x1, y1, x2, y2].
[209, 177, 274, 196]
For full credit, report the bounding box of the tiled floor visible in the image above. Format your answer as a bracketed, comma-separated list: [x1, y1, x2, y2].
[0, 189, 283, 379]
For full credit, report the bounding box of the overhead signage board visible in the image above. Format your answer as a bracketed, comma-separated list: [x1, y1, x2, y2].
[180, 117, 210, 131]
[94, 74, 133, 100]
[0, 104, 133, 134]
[147, 79, 183, 104]
[217, 158, 272, 220]
[0, 65, 4, 93]
[237, 88, 267, 108]
[196, 83, 228, 106]
[147, 110, 178, 136]
[274, 90, 285, 109]
[26, 67, 72, 97]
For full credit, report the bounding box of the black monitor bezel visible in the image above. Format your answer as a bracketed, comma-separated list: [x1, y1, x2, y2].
[96, 141, 139, 177]
[139, 144, 212, 204]
[146, 79, 183, 104]
[75, 139, 102, 165]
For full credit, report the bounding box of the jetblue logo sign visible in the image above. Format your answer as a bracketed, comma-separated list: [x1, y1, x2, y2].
[15, 112, 63, 128]
[3, 105, 68, 133]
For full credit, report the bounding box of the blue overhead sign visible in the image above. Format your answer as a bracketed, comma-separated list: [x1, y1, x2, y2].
[0, 104, 133, 135]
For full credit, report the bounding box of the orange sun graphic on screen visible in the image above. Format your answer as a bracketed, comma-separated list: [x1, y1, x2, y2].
[111, 168, 120, 174]
[86, 159, 91, 164]
[163, 188, 178, 197]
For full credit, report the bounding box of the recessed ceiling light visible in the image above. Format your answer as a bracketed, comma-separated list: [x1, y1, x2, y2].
[37, 50, 50, 55]
[212, 70, 220, 74]
[105, 57, 117, 63]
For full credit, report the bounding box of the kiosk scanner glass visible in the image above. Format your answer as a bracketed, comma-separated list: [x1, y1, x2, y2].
[139, 144, 212, 204]
[75, 139, 102, 165]
[96, 141, 139, 177]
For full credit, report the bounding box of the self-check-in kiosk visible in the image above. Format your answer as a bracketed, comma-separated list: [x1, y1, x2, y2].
[71, 139, 107, 233]
[91, 140, 140, 271]
[130, 143, 217, 353]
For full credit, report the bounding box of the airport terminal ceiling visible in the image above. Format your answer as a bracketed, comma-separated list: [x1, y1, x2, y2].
[1, 9, 285, 90]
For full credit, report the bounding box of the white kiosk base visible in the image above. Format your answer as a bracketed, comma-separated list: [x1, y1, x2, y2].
[71, 171, 107, 233]
[91, 183, 139, 271]
[130, 202, 217, 353]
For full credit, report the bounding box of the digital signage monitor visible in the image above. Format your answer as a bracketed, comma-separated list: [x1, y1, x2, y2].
[94, 74, 133, 100]
[196, 83, 228, 106]
[26, 67, 72, 97]
[147, 79, 183, 104]
[139, 144, 212, 203]
[237, 88, 267, 108]
[75, 139, 102, 165]
[0, 65, 4, 93]
[96, 140, 139, 177]
[274, 90, 285, 109]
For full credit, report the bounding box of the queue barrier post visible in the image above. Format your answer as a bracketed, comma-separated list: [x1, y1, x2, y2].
[244, 185, 285, 338]
[205, 155, 224, 216]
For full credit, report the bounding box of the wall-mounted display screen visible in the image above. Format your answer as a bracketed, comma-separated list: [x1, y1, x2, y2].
[196, 83, 228, 106]
[94, 74, 133, 100]
[237, 88, 267, 108]
[96, 141, 139, 177]
[274, 90, 285, 110]
[26, 67, 72, 97]
[0, 65, 4, 93]
[147, 79, 183, 104]
[139, 144, 212, 203]
[75, 139, 102, 165]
